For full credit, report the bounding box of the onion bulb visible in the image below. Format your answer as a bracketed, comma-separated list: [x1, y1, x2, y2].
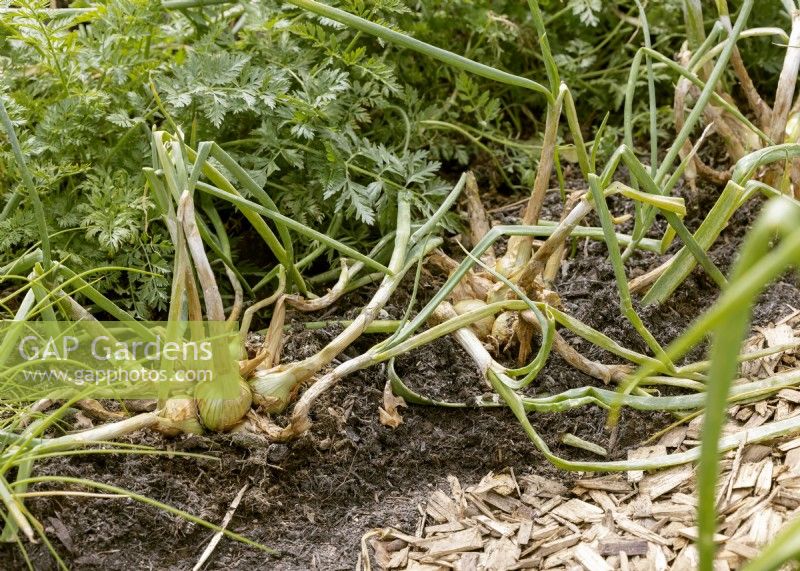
[453, 299, 495, 339]
[490, 310, 517, 349]
[158, 398, 203, 436]
[250, 367, 298, 414]
[196, 379, 253, 432]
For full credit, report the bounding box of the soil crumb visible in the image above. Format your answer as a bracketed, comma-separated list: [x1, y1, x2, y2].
[2, 177, 799, 570]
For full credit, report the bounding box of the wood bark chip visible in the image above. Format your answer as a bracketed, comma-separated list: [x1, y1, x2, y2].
[364, 325, 800, 570]
[423, 528, 483, 558]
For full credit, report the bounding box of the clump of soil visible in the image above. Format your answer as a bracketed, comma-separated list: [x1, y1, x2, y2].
[1, 176, 799, 570]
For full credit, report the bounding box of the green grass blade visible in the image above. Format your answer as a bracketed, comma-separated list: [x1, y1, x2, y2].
[195, 182, 391, 275]
[696, 199, 800, 570]
[286, 0, 551, 99]
[740, 517, 800, 571]
[643, 181, 741, 304]
[587, 174, 671, 365]
[634, 0, 658, 175]
[0, 98, 51, 270]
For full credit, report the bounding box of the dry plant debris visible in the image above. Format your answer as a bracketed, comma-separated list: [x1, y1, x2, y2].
[363, 315, 800, 570]
[364, 446, 796, 571]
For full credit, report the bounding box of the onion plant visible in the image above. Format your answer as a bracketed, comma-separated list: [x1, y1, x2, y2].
[262, 1, 800, 569]
[4, 0, 800, 569]
[0, 120, 276, 561]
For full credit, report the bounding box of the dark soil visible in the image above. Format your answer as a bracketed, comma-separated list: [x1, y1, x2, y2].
[2, 174, 800, 570]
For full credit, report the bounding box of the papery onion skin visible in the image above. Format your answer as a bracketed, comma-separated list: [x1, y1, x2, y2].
[491, 310, 517, 350]
[158, 398, 204, 436]
[250, 367, 298, 414]
[197, 379, 253, 432]
[454, 299, 496, 339]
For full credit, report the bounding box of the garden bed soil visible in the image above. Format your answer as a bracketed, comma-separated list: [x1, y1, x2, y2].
[2, 177, 799, 570]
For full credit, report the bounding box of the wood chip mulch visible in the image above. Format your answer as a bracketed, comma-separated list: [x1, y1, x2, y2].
[364, 312, 800, 570]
